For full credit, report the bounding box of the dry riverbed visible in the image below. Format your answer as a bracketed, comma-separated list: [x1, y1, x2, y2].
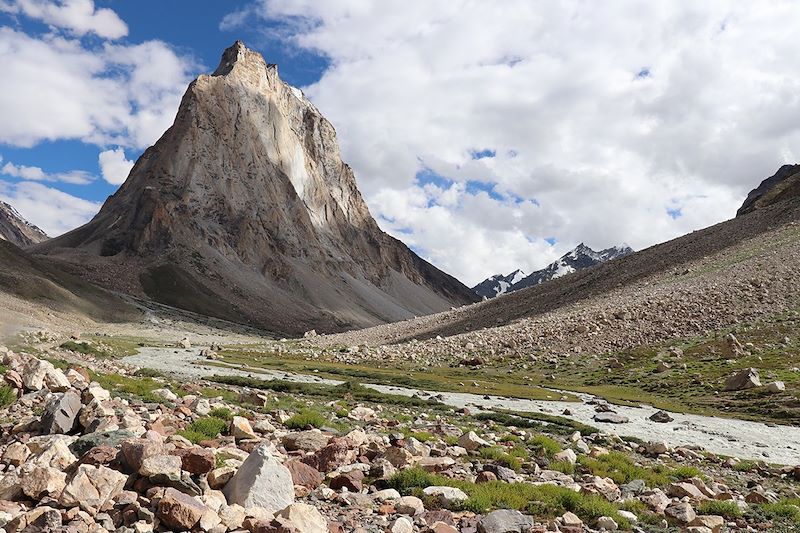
[124, 346, 800, 465]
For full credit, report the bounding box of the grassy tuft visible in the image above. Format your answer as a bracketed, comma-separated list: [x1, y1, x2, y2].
[0, 385, 16, 408]
[697, 500, 743, 519]
[178, 416, 228, 443]
[387, 468, 629, 528]
[760, 500, 800, 523]
[285, 410, 327, 430]
[578, 451, 670, 487]
[529, 434, 562, 458]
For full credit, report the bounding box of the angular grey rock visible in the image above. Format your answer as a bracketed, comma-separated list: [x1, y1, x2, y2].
[222, 442, 294, 513]
[282, 429, 329, 452]
[478, 509, 535, 533]
[593, 412, 629, 424]
[649, 410, 673, 423]
[724, 368, 761, 391]
[41, 390, 82, 434]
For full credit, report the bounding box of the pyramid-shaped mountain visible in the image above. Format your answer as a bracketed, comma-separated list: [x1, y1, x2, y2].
[36, 42, 478, 334]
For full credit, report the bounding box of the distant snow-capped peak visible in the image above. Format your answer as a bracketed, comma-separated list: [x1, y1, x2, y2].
[473, 243, 633, 298]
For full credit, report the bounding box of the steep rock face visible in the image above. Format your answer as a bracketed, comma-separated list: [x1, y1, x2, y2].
[737, 164, 800, 216]
[0, 201, 47, 247]
[36, 41, 477, 334]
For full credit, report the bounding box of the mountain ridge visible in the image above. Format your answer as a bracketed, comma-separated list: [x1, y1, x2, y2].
[473, 243, 632, 298]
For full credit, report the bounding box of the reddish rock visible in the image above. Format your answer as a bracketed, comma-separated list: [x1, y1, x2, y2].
[329, 471, 364, 492]
[173, 447, 215, 474]
[157, 487, 207, 530]
[475, 471, 497, 483]
[301, 437, 356, 473]
[286, 460, 324, 489]
[77, 445, 119, 468]
[121, 439, 164, 473]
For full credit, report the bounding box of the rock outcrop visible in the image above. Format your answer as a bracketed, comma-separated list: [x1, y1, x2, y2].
[0, 201, 47, 247]
[737, 164, 800, 216]
[35, 41, 478, 334]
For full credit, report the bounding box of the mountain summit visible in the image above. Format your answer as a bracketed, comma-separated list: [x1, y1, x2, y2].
[0, 201, 47, 247]
[36, 41, 477, 333]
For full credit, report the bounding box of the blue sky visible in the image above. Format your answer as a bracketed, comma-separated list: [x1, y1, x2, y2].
[1, 1, 798, 286]
[0, 1, 328, 205]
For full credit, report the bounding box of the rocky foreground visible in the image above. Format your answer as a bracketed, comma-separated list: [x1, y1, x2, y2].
[2, 343, 800, 533]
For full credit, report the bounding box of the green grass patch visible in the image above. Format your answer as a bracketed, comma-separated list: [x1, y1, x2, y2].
[215, 348, 578, 402]
[88, 370, 186, 403]
[178, 416, 228, 444]
[478, 446, 528, 471]
[402, 429, 435, 442]
[208, 407, 233, 420]
[285, 410, 327, 430]
[208, 376, 451, 411]
[476, 410, 597, 436]
[760, 500, 800, 523]
[529, 434, 562, 458]
[387, 468, 629, 528]
[733, 459, 760, 472]
[697, 500, 742, 519]
[133, 368, 165, 378]
[577, 451, 671, 487]
[672, 465, 705, 480]
[59, 340, 107, 357]
[0, 385, 16, 408]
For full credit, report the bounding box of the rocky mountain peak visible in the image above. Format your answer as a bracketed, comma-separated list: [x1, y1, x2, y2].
[0, 200, 48, 247]
[35, 41, 477, 334]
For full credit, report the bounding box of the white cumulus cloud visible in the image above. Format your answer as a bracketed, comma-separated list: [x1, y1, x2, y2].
[225, 0, 800, 285]
[1, 158, 93, 185]
[0, 179, 101, 236]
[0, 28, 196, 150]
[98, 147, 133, 185]
[0, 0, 127, 39]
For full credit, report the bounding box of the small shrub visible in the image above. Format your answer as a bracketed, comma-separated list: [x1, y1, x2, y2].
[529, 435, 561, 458]
[578, 451, 670, 487]
[134, 368, 165, 378]
[479, 446, 524, 471]
[403, 429, 434, 442]
[549, 460, 576, 475]
[760, 499, 800, 523]
[0, 385, 16, 407]
[59, 341, 105, 357]
[209, 407, 233, 420]
[733, 459, 760, 472]
[178, 416, 228, 443]
[285, 410, 327, 430]
[698, 500, 742, 518]
[671, 465, 705, 480]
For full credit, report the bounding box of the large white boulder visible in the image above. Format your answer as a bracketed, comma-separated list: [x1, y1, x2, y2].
[222, 443, 294, 513]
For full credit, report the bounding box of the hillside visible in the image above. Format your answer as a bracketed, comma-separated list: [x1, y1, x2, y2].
[316, 185, 800, 351]
[0, 239, 138, 328]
